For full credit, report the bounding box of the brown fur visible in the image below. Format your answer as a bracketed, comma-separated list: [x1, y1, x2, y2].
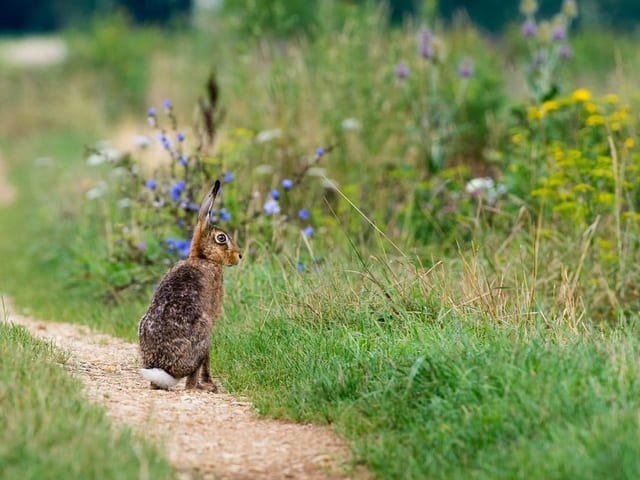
[138, 181, 241, 390]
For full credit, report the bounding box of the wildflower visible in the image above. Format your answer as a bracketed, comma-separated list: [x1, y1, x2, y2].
[296, 262, 304, 272]
[138, 242, 146, 252]
[572, 88, 592, 102]
[624, 137, 635, 149]
[559, 44, 573, 59]
[562, 0, 578, 19]
[148, 107, 157, 117]
[521, 19, 537, 38]
[255, 128, 282, 143]
[223, 172, 234, 183]
[159, 133, 172, 151]
[458, 57, 474, 78]
[520, 0, 538, 16]
[316, 147, 326, 157]
[527, 106, 544, 121]
[541, 100, 560, 113]
[134, 135, 151, 149]
[163, 99, 172, 111]
[179, 155, 188, 167]
[86, 183, 106, 200]
[177, 132, 185, 142]
[417, 27, 434, 59]
[270, 189, 280, 200]
[395, 62, 410, 80]
[298, 208, 310, 220]
[303, 226, 314, 238]
[183, 201, 200, 212]
[145, 179, 157, 190]
[282, 178, 294, 190]
[170, 181, 186, 201]
[605, 94, 619, 104]
[341, 118, 361, 131]
[552, 24, 567, 41]
[263, 198, 281, 215]
[586, 114, 605, 126]
[167, 238, 191, 259]
[220, 208, 231, 221]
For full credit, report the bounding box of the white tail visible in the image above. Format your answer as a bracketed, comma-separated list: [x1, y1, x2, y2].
[140, 368, 180, 389]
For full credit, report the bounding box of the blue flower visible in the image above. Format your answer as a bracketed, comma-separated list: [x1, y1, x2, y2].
[220, 208, 231, 221]
[159, 133, 172, 151]
[179, 155, 188, 167]
[298, 208, 310, 220]
[316, 147, 326, 157]
[177, 132, 185, 142]
[166, 238, 191, 259]
[263, 199, 281, 215]
[148, 107, 156, 117]
[184, 202, 200, 212]
[303, 226, 314, 237]
[270, 189, 280, 200]
[281, 178, 294, 190]
[223, 172, 234, 183]
[145, 179, 157, 190]
[170, 181, 186, 201]
[296, 262, 304, 272]
[163, 99, 172, 111]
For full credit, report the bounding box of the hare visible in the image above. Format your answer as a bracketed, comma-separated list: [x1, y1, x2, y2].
[138, 180, 242, 391]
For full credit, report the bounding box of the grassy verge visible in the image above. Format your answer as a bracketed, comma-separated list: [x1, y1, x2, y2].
[0, 317, 173, 479]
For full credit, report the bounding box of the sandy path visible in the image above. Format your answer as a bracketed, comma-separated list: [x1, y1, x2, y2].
[4, 309, 358, 479]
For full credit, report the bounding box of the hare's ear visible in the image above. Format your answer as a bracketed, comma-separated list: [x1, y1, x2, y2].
[198, 180, 221, 226]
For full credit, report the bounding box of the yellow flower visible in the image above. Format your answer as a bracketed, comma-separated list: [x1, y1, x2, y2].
[597, 192, 615, 206]
[604, 93, 619, 104]
[610, 109, 628, 122]
[542, 100, 560, 112]
[572, 88, 592, 102]
[511, 132, 524, 144]
[527, 106, 544, 121]
[624, 137, 635, 149]
[584, 102, 599, 114]
[586, 114, 605, 126]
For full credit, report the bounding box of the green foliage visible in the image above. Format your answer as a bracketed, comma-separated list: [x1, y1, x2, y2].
[0, 321, 173, 479]
[222, 0, 318, 38]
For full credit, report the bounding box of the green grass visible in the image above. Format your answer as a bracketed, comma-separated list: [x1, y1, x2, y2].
[0, 318, 174, 480]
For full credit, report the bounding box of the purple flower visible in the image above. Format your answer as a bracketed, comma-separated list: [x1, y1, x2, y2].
[395, 62, 410, 80]
[282, 178, 294, 190]
[303, 226, 314, 238]
[138, 242, 146, 251]
[220, 208, 231, 221]
[270, 189, 280, 200]
[559, 44, 573, 59]
[163, 99, 172, 111]
[148, 107, 156, 117]
[177, 132, 185, 142]
[145, 179, 157, 190]
[179, 155, 188, 167]
[298, 208, 310, 220]
[316, 147, 326, 157]
[167, 238, 191, 259]
[458, 58, 474, 79]
[552, 25, 567, 41]
[417, 27, 434, 59]
[170, 181, 186, 201]
[223, 172, 234, 183]
[521, 19, 538, 38]
[296, 262, 304, 272]
[263, 199, 281, 215]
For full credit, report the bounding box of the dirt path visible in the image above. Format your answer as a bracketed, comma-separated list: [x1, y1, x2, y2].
[4, 308, 358, 479]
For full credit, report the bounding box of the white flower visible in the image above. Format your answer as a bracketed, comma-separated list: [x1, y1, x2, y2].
[255, 128, 282, 143]
[263, 198, 281, 215]
[86, 182, 106, 200]
[117, 198, 132, 208]
[87, 153, 105, 166]
[341, 118, 361, 131]
[465, 177, 507, 205]
[134, 135, 152, 149]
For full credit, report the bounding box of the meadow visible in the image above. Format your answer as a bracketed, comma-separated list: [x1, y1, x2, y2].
[3, 2, 640, 478]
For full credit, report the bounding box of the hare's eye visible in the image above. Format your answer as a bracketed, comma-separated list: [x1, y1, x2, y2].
[215, 233, 228, 244]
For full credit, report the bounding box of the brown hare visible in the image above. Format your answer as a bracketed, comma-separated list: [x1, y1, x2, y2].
[138, 180, 242, 391]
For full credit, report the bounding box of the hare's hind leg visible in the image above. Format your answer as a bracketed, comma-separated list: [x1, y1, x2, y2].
[197, 351, 220, 392]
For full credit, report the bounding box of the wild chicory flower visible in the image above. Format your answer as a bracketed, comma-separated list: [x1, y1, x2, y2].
[223, 172, 234, 183]
[176, 132, 185, 142]
[281, 178, 294, 190]
[316, 147, 326, 157]
[179, 155, 188, 167]
[303, 226, 315, 238]
[298, 209, 310, 220]
[145, 179, 157, 190]
[166, 238, 191, 259]
[270, 189, 280, 200]
[263, 198, 281, 215]
[148, 107, 156, 117]
[163, 99, 172, 111]
[296, 262, 304, 272]
[220, 208, 231, 221]
[170, 181, 186, 201]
